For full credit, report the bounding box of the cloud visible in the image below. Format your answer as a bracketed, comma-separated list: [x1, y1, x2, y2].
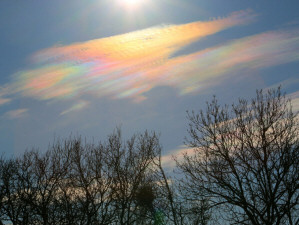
[160, 28, 299, 94]
[264, 78, 299, 92]
[0, 85, 13, 106]
[10, 10, 255, 103]
[161, 145, 196, 169]
[60, 100, 90, 116]
[5, 108, 28, 119]
[288, 90, 299, 112]
[0, 98, 11, 106]
[3, 9, 299, 111]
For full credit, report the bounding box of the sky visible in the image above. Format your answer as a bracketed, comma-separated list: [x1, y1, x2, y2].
[0, 0, 298, 159]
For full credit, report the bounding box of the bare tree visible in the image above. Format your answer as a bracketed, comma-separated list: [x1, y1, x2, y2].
[63, 138, 116, 225]
[177, 87, 299, 225]
[154, 153, 212, 225]
[0, 156, 35, 225]
[0, 129, 164, 225]
[0, 156, 5, 225]
[105, 129, 161, 225]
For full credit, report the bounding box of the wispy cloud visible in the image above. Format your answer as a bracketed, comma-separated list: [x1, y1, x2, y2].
[10, 10, 255, 103]
[161, 28, 299, 94]
[0, 85, 13, 105]
[161, 145, 196, 168]
[288, 90, 299, 112]
[0, 98, 11, 106]
[60, 100, 89, 116]
[5, 108, 28, 119]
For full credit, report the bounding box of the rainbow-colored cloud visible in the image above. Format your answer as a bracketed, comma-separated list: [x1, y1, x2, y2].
[159, 29, 299, 94]
[12, 10, 255, 103]
[4, 10, 299, 112]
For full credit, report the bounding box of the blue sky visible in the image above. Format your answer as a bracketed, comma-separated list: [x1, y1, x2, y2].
[0, 0, 298, 157]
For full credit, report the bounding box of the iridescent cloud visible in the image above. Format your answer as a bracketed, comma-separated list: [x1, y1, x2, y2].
[7, 10, 299, 110]
[12, 10, 255, 103]
[156, 29, 299, 94]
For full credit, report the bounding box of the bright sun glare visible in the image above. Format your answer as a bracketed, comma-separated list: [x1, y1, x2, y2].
[119, 0, 146, 10]
[126, 0, 140, 5]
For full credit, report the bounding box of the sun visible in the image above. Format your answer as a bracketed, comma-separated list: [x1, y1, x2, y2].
[118, 0, 147, 10]
[126, 0, 141, 6]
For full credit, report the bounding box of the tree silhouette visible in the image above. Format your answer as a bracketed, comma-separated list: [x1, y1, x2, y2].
[178, 87, 299, 225]
[0, 129, 169, 225]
